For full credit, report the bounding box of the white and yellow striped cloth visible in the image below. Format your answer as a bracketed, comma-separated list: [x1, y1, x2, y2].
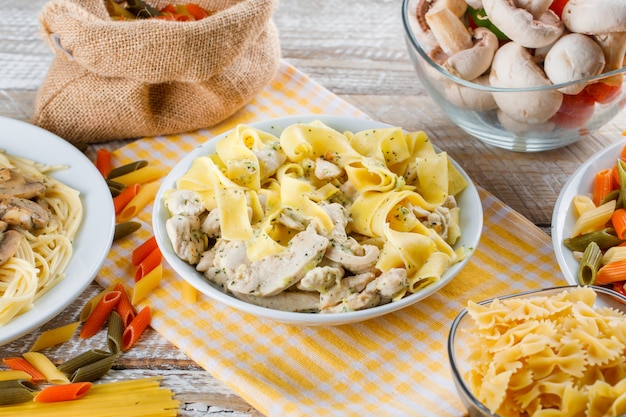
[97, 61, 567, 417]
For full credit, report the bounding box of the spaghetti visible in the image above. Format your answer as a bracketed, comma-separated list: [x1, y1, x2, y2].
[0, 150, 83, 326]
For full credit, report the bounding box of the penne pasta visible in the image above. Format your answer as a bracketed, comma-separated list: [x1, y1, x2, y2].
[22, 352, 70, 384]
[135, 246, 162, 282]
[80, 290, 121, 339]
[132, 236, 158, 266]
[132, 264, 162, 304]
[2, 357, 45, 383]
[596, 259, 626, 285]
[107, 310, 124, 356]
[113, 283, 135, 329]
[79, 282, 118, 323]
[30, 321, 80, 351]
[577, 241, 602, 285]
[57, 349, 112, 375]
[592, 168, 614, 206]
[33, 382, 92, 402]
[0, 370, 32, 382]
[122, 306, 151, 351]
[571, 200, 616, 237]
[95, 148, 112, 178]
[70, 355, 116, 383]
[111, 165, 167, 187]
[0, 379, 36, 405]
[113, 183, 140, 215]
[117, 180, 161, 222]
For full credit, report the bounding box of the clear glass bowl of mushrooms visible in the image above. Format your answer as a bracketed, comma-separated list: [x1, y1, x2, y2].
[402, 0, 626, 152]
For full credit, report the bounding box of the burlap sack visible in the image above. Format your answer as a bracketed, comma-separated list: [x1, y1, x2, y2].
[32, 0, 281, 144]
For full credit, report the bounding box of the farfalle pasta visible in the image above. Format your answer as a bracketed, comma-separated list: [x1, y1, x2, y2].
[163, 120, 469, 313]
[462, 287, 626, 417]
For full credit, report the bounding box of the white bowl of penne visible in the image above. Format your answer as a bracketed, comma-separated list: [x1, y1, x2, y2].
[552, 139, 626, 295]
[153, 115, 483, 325]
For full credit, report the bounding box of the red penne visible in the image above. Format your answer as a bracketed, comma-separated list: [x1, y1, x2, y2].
[113, 183, 140, 215]
[596, 260, 626, 285]
[96, 148, 112, 178]
[113, 283, 136, 328]
[593, 168, 614, 206]
[122, 306, 151, 351]
[135, 247, 162, 282]
[33, 382, 92, 402]
[1, 357, 45, 383]
[132, 236, 158, 266]
[80, 291, 122, 339]
[613, 208, 626, 240]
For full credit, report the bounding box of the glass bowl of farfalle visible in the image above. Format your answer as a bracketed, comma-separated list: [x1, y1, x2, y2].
[448, 285, 626, 417]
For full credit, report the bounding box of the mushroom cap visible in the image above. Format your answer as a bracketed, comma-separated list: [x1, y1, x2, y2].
[544, 33, 606, 94]
[489, 42, 563, 123]
[562, 0, 626, 34]
[482, 0, 564, 48]
[444, 74, 498, 111]
[444, 27, 499, 80]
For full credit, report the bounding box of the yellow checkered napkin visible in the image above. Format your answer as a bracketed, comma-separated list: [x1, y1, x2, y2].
[97, 61, 568, 417]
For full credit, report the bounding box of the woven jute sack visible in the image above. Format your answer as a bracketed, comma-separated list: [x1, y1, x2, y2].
[32, 0, 281, 144]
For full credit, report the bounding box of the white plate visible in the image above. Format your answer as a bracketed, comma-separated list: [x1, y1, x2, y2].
[153, 115, 483, 325]
[0, 117, 115, 345]
[552, 140, 626, 285]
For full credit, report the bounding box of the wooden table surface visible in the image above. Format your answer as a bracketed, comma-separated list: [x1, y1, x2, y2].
[1, 1, 625, 416]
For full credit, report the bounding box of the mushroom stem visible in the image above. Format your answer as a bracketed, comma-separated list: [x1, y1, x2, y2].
[593, 32, 626, 86]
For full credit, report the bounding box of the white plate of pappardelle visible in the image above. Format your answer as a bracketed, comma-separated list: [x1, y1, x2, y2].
[0, 117, 115, 345]
[552, 140, 626, 285]
[153, 115, 483, 326]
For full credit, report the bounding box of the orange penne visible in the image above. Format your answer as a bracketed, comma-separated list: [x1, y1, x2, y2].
[596, 260, 626, 285]
[122, 306, 151, 351]
[593, 168, 615, 206]
[113, 283, 136, 328]
[117, 181, 161, 222]
[613, 208, 626, 240]
[80, 282, 118, 323]
[113, 183, 140, 215]
[2, 357, 45, 383]
[132, 236, 158, 266]
[112, 166, 168, 187]
[96, 148, 112, 178]
[135, 246, 162, 282]
[33, 382, 92, 402]
[80, 290, 122, 339]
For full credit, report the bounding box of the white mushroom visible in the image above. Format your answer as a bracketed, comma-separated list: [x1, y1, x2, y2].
[444, 27, 499, 80]
[544, 33, 606, 95]
[513, 0, 554, 19]
[444, 74, 498, 111]
[425, 6, 473, 56]
[481, 0, 564, 48]
[593, 32, 626, 85]
[562, 0, 626, 34]
[489, 42, 563, 124]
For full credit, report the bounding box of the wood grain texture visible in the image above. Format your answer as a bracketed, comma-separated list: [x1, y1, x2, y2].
[1, 0, 625, 415]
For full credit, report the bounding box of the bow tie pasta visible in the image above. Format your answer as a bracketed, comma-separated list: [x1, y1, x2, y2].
[163, 120, 469, 313]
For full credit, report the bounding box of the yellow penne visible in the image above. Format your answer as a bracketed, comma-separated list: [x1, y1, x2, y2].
[110, 166, 168, 187]
[601, 245, 626, 265]
[117, 181, 161, 222]
[132, 264, 163, 304]
[572, 194, 597, 217]
[22, 352, 70, 384]
[30, 321, 80, 351]
[571, 200, 616, 237]
[0, 370, 32, 381]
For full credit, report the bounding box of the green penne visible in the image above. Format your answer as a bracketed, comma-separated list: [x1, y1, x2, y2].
[107, 160, 148, 180]
[70, 354, 117, 383]
[600, 188, 623, 208]
[0, 380, 36, 405]
[57, 349, 112, 374]
[107, 311, 124, 356]
[563, 228, 623, 252]
[578, 241, 602, 285]
[618, 159, 626, 209]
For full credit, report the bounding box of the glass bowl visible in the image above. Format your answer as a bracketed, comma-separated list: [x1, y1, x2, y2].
[401, 0, 626, 152]
[448, 285, 626, 417]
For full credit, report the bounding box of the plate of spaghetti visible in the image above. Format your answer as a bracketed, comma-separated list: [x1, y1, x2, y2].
[0, 117, 115, 345]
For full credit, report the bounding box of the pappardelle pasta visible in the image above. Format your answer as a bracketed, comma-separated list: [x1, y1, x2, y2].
[163, 120, 469, 313]
[0, 150, 83, 326]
